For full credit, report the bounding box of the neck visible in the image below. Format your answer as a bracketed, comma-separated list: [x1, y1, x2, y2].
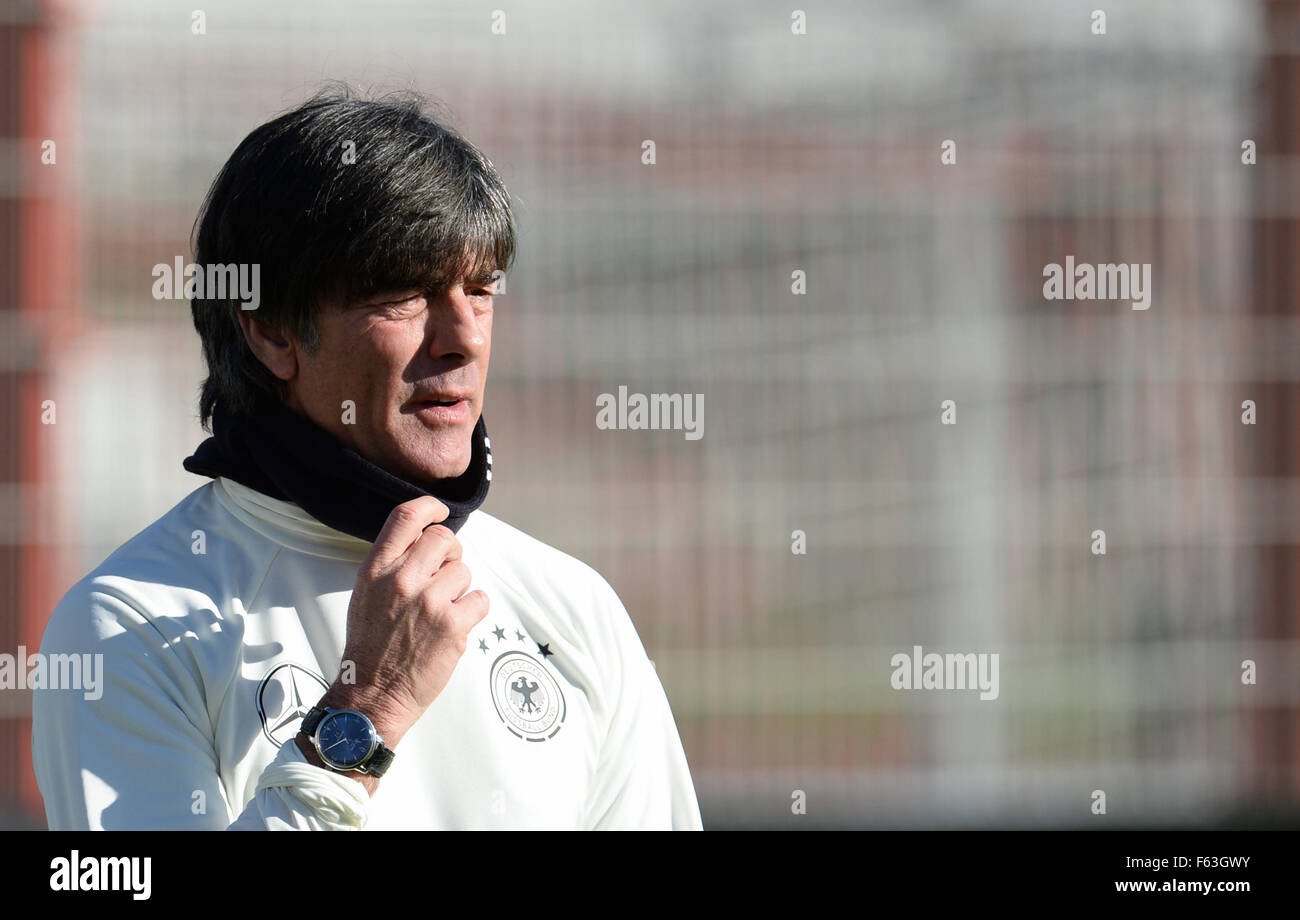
[183, 397, 492, 542]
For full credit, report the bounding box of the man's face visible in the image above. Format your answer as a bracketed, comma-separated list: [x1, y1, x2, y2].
[282, 274, 496, 485]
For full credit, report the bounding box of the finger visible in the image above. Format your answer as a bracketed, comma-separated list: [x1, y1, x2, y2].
[426, 559, 473, 605]
[368, 497, 450, 571]
[405, 523, 463, 576]
[453, 589, 490, 626]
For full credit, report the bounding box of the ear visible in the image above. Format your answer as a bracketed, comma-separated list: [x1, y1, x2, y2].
[237, 313, 299, 383]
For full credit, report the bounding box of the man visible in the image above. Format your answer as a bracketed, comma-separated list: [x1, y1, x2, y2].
[31, 89, 703, 830]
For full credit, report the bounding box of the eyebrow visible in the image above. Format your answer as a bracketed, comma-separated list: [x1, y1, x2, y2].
[462, 269, 500, 288]
[353, 273, 498, 306]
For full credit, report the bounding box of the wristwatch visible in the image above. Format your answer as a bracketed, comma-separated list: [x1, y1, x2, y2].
[299, 706, 396, 777]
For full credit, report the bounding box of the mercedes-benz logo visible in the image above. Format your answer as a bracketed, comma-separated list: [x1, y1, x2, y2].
[256, 663, 329, 745]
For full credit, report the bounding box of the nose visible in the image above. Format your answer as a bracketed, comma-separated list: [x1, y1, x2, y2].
[425, 284, 489, 364]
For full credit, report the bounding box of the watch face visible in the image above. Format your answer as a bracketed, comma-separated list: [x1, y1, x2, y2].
[316, 710, 377, 770]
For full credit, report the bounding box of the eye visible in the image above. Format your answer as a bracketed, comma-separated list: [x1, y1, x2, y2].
[465, 286, 496, 311]
[368, 292, 426, 316]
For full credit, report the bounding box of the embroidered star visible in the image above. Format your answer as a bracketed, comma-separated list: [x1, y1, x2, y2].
[478, 638, 489, 654]
[492, 625, 506, 642]
[537, 642, 554, 659]
[515, 629, 526, 642]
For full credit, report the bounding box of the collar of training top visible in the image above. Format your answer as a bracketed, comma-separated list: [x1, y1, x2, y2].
[183, 395, 492, 543]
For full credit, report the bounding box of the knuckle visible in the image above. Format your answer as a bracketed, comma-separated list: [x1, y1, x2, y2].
[465, 590, 490, 618]
[391, 569, 419, 596]
[441, 560, 471, 583]
[390, 502, 424, 526]
[423, 524, 456, 547]
[418, 585, 447, 612]
[423, 595, 456, 628]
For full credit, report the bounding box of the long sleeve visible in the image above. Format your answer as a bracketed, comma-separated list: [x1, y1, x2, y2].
[31, 585, 368, 831]
[581, 584, 703, 830]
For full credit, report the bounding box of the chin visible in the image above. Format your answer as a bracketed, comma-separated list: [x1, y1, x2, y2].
[425, 458, 471, 481]
[387, 416, 475, 481]
[412, 440, 474, 483]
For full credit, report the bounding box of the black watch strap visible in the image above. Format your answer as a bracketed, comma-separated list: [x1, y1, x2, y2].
[361, 745, 395, 777]
[301, 705, 328, 738]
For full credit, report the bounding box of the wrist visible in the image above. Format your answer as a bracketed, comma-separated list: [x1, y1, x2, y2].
[293, 733, 381, 796]
[315, 683, 412, 749]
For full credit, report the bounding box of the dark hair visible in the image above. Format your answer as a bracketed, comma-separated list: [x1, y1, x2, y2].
[190, 85, 517, 428]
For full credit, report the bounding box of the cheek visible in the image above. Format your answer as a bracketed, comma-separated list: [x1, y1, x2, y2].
[297, 350, 346, 406]
[360, 326, 422, 395]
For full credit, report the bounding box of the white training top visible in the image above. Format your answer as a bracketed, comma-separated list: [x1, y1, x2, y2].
[32, 477, 703, 830]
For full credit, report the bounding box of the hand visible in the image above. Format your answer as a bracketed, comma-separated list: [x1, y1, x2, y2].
[316, 495, 489, 750]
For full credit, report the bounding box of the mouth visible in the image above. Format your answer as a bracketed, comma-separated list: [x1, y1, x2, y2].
[406, 394, 473, 424]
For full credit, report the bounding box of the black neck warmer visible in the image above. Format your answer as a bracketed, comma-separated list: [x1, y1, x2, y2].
[183, 397, 492, 543]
